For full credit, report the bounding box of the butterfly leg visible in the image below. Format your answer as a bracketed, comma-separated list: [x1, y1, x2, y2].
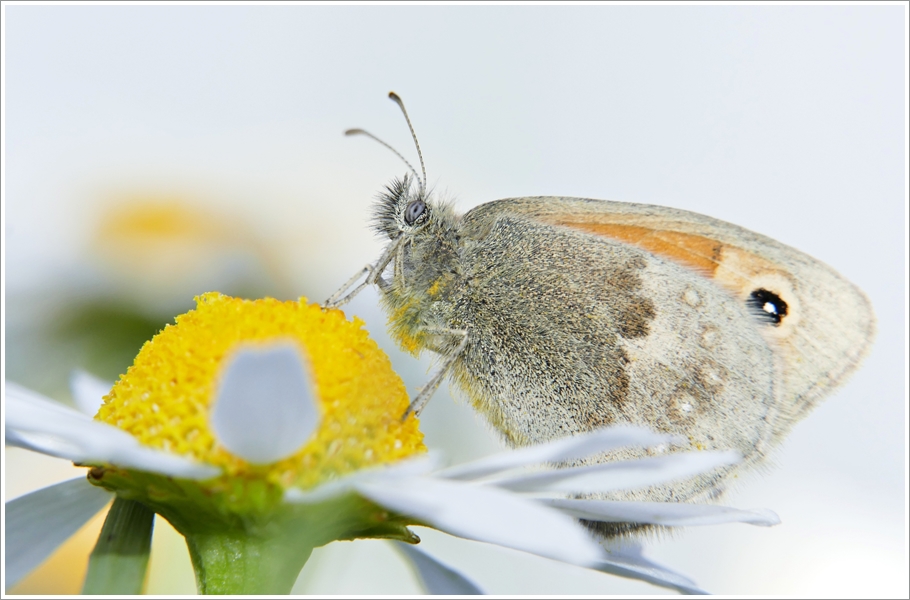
[402, 328, 470, 420]
[323, 238, 403, 308]
[324, 265, 371, 308]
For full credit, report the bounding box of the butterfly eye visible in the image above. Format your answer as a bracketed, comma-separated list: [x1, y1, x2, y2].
[404, 200, 428, 226]
[747, 288, 789, 326]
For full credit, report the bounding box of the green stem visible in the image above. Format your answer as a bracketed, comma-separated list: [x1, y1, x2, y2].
[88, 468, 419, 594]
[82, 498, 155, 594]
[175, 493, 418, 594]
[185, 532, 314, 595]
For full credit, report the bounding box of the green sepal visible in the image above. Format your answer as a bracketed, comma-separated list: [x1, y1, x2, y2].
[81, 497, 155, 594]
[88, 466, 420, 594]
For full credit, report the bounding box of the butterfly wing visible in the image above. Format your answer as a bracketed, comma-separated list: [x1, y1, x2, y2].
[460, 196, 875, 439]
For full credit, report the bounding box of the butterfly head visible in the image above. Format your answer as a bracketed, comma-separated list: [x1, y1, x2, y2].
[372, 173, 432, 240]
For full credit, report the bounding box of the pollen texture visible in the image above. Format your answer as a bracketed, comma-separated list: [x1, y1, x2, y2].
[96, 292, 424, 489]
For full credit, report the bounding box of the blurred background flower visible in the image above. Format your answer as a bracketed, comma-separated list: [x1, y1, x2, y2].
[4, 4, 906, 596]
[9, 194, 298, 397]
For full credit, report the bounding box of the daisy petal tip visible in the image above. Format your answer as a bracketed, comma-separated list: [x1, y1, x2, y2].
[151, 457, 221, 481]
[93, 439, 222, 480]
[284, 481, 350, 505]
[716, 449, 743, 467]
[594, 546, 709, 595]
[210, 342, 320, 464]
[749, 508, 781, 527]
[394, 541, 486, 595]
[355, 476, 606, 568]
[437, 425, 681, 482]
[68, 370, 113, 416]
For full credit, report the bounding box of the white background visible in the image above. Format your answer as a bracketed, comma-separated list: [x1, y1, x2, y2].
[4, 4, 907, 596]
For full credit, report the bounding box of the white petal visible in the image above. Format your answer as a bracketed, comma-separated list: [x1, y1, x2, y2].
[595, 541, 708, 595]
[284, 453, 442, 505]
[393, 541, 485, 595]
[210, 342, 320, 464]
[353, 476, 605, 567]
[69, 370, 113, 416]
[490, 450, 740, 494]
[538, 498, 781, 527]
[5, 381, 219, 480]
[437, 426, 677, 481]
[5, 477, 113, 590]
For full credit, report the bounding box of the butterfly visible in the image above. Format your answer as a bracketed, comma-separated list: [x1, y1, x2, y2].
[327, 92, 876, 533]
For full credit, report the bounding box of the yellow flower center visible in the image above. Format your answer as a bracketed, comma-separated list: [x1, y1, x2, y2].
[95, 292, 424, 489]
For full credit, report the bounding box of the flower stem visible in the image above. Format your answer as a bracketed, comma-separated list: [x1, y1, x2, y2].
[184, 531, 314, 594]
[173, 492, 418, 594]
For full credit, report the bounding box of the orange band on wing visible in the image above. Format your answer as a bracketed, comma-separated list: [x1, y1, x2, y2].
[552, 221, 724, 275]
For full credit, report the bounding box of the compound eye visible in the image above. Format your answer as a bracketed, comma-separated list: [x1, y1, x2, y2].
[404, 200, 427, 226]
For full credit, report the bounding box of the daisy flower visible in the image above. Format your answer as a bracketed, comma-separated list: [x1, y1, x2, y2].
[4, 293, 779, 594]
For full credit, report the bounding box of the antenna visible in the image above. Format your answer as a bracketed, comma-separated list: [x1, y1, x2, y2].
[388, 92, 427, 197]
[344, 128, 422, 187]
[344, 92, 428, 196]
